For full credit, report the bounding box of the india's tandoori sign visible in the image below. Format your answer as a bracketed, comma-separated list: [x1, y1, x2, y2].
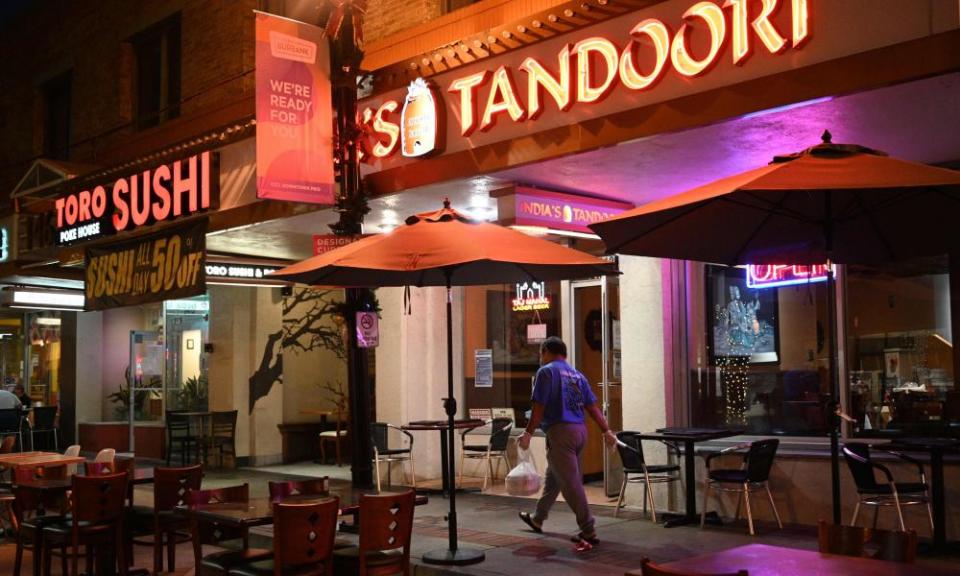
[255, 11, 334, 204]
[85, 219, 207, 310]
[359, 0, 811, 165]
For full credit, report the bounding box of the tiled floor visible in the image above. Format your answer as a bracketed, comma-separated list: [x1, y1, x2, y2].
[2, 463, 957, 575]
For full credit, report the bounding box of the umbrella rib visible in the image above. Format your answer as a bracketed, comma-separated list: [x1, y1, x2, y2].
[854, 190, 898, 261]
[738, 191, 814, 223]
[729, 191, 791, 265]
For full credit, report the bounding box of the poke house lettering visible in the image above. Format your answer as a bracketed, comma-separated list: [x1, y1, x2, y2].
[54, 151, 218, 246]
[362, 0, 810, 158]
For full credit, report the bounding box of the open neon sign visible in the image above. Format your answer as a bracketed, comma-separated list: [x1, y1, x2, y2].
[746, 264, 833, 289]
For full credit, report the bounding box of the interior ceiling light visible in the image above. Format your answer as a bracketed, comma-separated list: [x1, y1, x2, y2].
[4, 288, 85, 310]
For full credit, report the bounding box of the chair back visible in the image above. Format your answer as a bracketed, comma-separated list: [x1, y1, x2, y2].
[371, 422, 391, 452]
[273, 497, 340, 574]
[359, 489, 415, 558]
[640, 557, 748, 576]
[211, 410, 237, 439]
[185, 483, 249, 550]
[166, 411, 191, 438]
[744, 439, 779, 483]
[842, 443, 881, 491]
[94, 447, 116, 463]
[869, 527, 917, 564]
[818, 521, 866, 558]
[154, 464, 203, 511]
[71, 472, 128, 525]
[489, 418, 513, 451]
[0, 407, 20, 432]
[33, 406, 58, 430]
[616, 432, 646, 470]
[268, 477, 329, 502]
[85, 460, 117, 475]
[64, 444, 81, 475]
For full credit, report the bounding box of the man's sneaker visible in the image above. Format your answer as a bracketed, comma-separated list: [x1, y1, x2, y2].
[570, 532, 599, 545]
[518, 512, 542, 533]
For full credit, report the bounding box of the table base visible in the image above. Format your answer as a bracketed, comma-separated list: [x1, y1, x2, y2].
[422, 547, 486, 566]
[660, 511, 722, 528]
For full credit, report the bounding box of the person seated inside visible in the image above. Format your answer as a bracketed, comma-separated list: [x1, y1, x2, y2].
[13, 384, 30, 409]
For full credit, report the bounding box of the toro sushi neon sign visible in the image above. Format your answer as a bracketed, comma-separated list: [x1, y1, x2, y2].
[362, 0, 810, 156]
[746, 264, 833, 289]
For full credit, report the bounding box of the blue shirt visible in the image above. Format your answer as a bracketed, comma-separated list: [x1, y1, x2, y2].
[531, 359, 596, 431]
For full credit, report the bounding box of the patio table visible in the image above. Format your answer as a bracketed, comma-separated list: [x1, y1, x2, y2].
[625, 543, 957, 576]
[0, 451, 85, 470]
[633, 427, 741, 527]
[882, 437, 960, 553]
[403, 419, 485, 496]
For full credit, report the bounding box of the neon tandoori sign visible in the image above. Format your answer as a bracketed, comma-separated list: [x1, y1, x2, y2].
[746, 264, 833, 289]
[362, 0, 810, 157]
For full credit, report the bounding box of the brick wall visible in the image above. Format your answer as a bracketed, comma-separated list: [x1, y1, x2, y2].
[365, 0, 445, 45]
[0, 0, 256, 200]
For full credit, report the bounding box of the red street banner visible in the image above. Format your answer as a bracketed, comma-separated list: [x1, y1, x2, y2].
[313, 234, 369, 256]
[255, 12, 334, 204]
[85, 219, 207, 310]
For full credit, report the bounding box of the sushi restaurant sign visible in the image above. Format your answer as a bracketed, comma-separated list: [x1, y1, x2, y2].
[360, 0, 810, 164]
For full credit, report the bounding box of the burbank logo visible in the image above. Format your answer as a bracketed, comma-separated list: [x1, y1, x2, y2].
[269, 31, 316, 63]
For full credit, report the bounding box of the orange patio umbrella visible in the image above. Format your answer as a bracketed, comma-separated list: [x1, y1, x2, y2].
[271, 200, 616, 566]
[589, 131, 960, 526]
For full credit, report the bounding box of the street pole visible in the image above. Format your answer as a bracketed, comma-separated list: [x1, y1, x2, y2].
[326, 0, 373, 488]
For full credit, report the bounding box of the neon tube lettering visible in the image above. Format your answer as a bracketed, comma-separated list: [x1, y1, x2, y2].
[671, 1, 726, 78]
[619, 19, 671, 91]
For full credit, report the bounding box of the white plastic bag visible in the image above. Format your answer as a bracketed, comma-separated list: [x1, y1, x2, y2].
[506, 447, 542, 496]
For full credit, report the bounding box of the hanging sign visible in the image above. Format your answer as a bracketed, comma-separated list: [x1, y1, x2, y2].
[356, 311, 379, 348]
[746, 264, 833, 289]
[84, 219, 207, 311]
[474, 349, 493, 388]
[53, 151, 218, 246]
[255, 12, 334, 204]
[498, 187, 633, 235]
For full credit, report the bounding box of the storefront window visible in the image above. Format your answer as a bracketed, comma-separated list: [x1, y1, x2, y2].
[692, 265, 832, 436]
[0, 315, 24, 396]
[26, 312, 60, 406]
[846, 256, 954, 437]
[463, 282, 561, 425]
[164, 295, 209, 412]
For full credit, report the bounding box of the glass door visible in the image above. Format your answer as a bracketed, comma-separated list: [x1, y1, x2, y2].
[129, 330, 164, 451]
[571, 276, 622, 496]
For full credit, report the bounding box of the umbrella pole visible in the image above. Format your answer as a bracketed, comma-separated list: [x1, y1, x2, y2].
[423, 271, 485, 566]
[825, 190, 842, 525]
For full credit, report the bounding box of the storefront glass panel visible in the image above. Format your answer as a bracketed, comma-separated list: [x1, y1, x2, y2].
[26, 312, 60, 406]
[846, 256, 954, 437]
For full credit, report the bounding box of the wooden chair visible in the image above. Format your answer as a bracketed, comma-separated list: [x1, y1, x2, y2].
[639, 557, 748, 576]
[268, 477, 329, 502]
[42, 472, 129, 576]
[31, 406, 59, 451]
[371, 423, 416, 492]
[12, 466, 70, 576]
[167, 411, 199, 465]
[186, 484, 273, 576]
[817, 520, 917, 564]
[228, 498, 340, 576]
[333, 489, 416, 576]
[0, 407, 24, 452]
[134, 464, 204, 574]
[208, 410, 238, 468]
[94, 447, 116, 463]
[459, 417, 513, 490]
[701, 439, 782, 536]
[614, 431, 682, 521]
[319, 406, 348, 466]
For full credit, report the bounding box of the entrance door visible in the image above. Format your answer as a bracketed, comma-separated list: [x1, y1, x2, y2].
[129, 330, 164, 451]
[571, 277, 622, 496]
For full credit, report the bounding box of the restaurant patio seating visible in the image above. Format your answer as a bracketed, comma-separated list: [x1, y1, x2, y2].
[267, 477, 329, 501]
[130, 464, 203, 574]
[0, 407, 24, 452]
[31, 406, 59, 451]
[207, 410, 238, 468]
[167, 410, 200, 465]
[332, 489, 416, 576]
[186, 483, 273, 576]
[614, 431, 682, 521]
[94, 447, 116, 463]
[12, 467, 70, 576]
[701, 439, 782, 536]
[319, 406, 347, 467]
[371, 422, 416, 493]
[228, 497, 340, 576]
[86, 457, 137, 506]
[817, 520, 918, 564]
[841, 442, 934, 532]
[63, 444, 81, 475]
[458, 417, 512, 490]
[638, 557, 748, 576]
[42, 471, 129, 576]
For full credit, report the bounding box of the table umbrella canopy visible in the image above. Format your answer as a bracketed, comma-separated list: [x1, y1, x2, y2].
[590, 131, 960, 265]
[271, 200, 618, 286]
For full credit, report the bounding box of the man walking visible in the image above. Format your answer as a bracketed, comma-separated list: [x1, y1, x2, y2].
[518, 336, 616, 545]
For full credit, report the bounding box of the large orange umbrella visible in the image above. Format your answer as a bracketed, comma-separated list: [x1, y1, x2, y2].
[272, 200, 616, 566]
[589, 131, 960, 527]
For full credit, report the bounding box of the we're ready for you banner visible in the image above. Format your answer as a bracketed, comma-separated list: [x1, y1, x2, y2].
[255, 11, 334, 204]
[85, 219, 207, 311]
